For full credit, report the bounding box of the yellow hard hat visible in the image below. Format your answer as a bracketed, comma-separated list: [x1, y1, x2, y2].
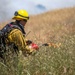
[12, 10, 29, 20]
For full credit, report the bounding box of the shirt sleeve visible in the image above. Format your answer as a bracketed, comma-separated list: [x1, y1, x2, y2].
[7, 29, 33, 56]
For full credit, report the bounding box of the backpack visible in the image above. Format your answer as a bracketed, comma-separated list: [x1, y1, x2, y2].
[0, 22, 25, 59]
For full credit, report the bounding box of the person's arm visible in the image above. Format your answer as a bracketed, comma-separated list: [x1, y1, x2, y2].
[8, 29, 36, 56]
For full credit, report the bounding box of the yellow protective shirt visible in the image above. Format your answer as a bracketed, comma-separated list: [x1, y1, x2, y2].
[7, 29, 33, 56]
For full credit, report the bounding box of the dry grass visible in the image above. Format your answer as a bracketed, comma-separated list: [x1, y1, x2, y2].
[0, 7, 75, 75]
[25, 7, 75, 43]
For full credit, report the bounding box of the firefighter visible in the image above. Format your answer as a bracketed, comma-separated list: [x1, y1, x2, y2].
[1, 9, 39, 57]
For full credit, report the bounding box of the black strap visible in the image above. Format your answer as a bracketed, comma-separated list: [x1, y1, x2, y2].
[1, 22, 26, 35]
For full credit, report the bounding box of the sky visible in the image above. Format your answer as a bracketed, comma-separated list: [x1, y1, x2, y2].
[0, 0, 75, 22]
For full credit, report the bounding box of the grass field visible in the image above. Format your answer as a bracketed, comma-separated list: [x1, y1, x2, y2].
[0, 7, 75, 75]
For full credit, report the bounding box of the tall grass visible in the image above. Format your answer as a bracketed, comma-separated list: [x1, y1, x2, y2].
[20, 34, 75, 75]
[0, 34, 75, 75]
[0, 7, 75, 75]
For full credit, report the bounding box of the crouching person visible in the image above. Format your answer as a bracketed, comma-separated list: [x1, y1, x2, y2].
[0, 10, 39, 62]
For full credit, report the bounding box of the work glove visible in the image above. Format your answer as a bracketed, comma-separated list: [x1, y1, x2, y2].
[26, 40, 32, 45]
[29, 43, 39, 50]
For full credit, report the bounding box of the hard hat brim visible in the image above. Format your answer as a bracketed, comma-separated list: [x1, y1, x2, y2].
[12, 16, 28, 20]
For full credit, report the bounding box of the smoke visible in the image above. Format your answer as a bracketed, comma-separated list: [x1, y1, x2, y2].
[32, 0, 75, 10]
[0, 0, 75, 22]
[0, 0, 35, 22]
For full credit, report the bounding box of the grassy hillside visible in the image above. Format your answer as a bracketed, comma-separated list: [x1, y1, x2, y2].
[0, 7, 75, 75]
[26, 7, 75, 43]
